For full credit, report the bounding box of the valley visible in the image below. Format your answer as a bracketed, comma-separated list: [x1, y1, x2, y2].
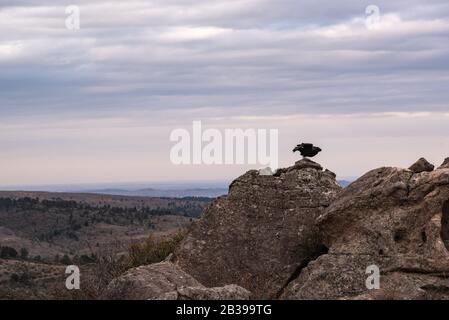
[0, 191, 212, 299]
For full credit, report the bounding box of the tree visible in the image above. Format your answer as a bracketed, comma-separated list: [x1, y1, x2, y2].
[61, 254, 72, 265]
[0, 246, 18, 259]
[79, 254, 95, 265]
[20, 248, 29, 260]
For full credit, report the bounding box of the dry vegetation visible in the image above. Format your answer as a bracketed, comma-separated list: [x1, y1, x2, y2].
[0, 193, 210, 300]
[50, 231, 186, 300]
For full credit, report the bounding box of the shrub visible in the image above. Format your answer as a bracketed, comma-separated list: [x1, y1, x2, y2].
[79, 254, 95, 265]
[124, 232, 184, 270]
[51, 231, 185, 300]
[9, 272, 32, 285]
[10, 274, 19, 282]
[61, 254, 72, 265]
[0, 246, 18, 259]
[20, 248, 29, 259]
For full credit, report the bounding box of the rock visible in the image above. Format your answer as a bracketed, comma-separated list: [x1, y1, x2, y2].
[281, 166, 449, 300]
[409, 157, 434, 173]
[102, 262, 202, 300]
[258, 167, 274, 176]
[160, 284, 251, 300]
[324, 169, 337, 179]
[439, 158, 449, 169]
[103, 157, 449, 300]
[172, 159, 341, 299]
[291, 158, 323, 171]
[103, 261, 250, 300]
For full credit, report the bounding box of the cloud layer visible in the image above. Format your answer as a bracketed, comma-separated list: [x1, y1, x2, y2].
[1, 1, 448, 184]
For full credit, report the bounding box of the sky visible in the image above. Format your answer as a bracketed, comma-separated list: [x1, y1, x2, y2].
[1, 0, 449, 186]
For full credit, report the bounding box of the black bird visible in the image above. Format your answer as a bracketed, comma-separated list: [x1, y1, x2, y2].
[293, 143, 322, 158]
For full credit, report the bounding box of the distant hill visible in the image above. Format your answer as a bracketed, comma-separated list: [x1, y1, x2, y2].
[0, 191, 212, 209]
[337, 180, 352, 187]
[85, 188, 228, 198]
[0, 182, 229, 198]
[0, 192, 212, 261]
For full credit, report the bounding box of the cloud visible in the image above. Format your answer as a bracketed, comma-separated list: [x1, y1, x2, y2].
[1, 1, 448, 117]
[0, 0, 448, 183]
[1, 111, 448, 185]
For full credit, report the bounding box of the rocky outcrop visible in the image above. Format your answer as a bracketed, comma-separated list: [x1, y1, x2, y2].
[102, 262, 249, 300]
[409, 157, 435, 173]
[282, 158, 449, 300]
[102, 156, 449, 300]
[439, 158, 449, 170]
[172, 159, 341, 299]
[258, 167, 274, 176]
[160, 284, 251, 300]
[102, 262, 202, 300]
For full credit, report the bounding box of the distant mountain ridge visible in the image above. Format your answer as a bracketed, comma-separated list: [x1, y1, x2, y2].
[337, 180, 352, 187]
[0, 181, 230, 198]
[85, 188, 228, 198]
[0, 179, 352, 198]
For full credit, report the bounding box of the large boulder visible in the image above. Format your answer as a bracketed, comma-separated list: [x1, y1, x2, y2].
[282, 158, 449, 300]
[409, 157, 434, 173]
[439, 158, 449, 170]
[102, 262, 202, 300]
[102, 261, 249, 300]
[172, 159, 341, 299]
[160, 284, 251, 300]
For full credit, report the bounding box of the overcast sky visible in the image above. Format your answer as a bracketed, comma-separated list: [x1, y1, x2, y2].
[1, 0, 449, 186]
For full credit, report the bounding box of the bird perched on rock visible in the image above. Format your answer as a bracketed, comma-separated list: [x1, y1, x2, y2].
[293, 143, 322, 158]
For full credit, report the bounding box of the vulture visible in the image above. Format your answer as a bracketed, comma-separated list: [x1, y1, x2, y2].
[293, 143, 322, 158]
